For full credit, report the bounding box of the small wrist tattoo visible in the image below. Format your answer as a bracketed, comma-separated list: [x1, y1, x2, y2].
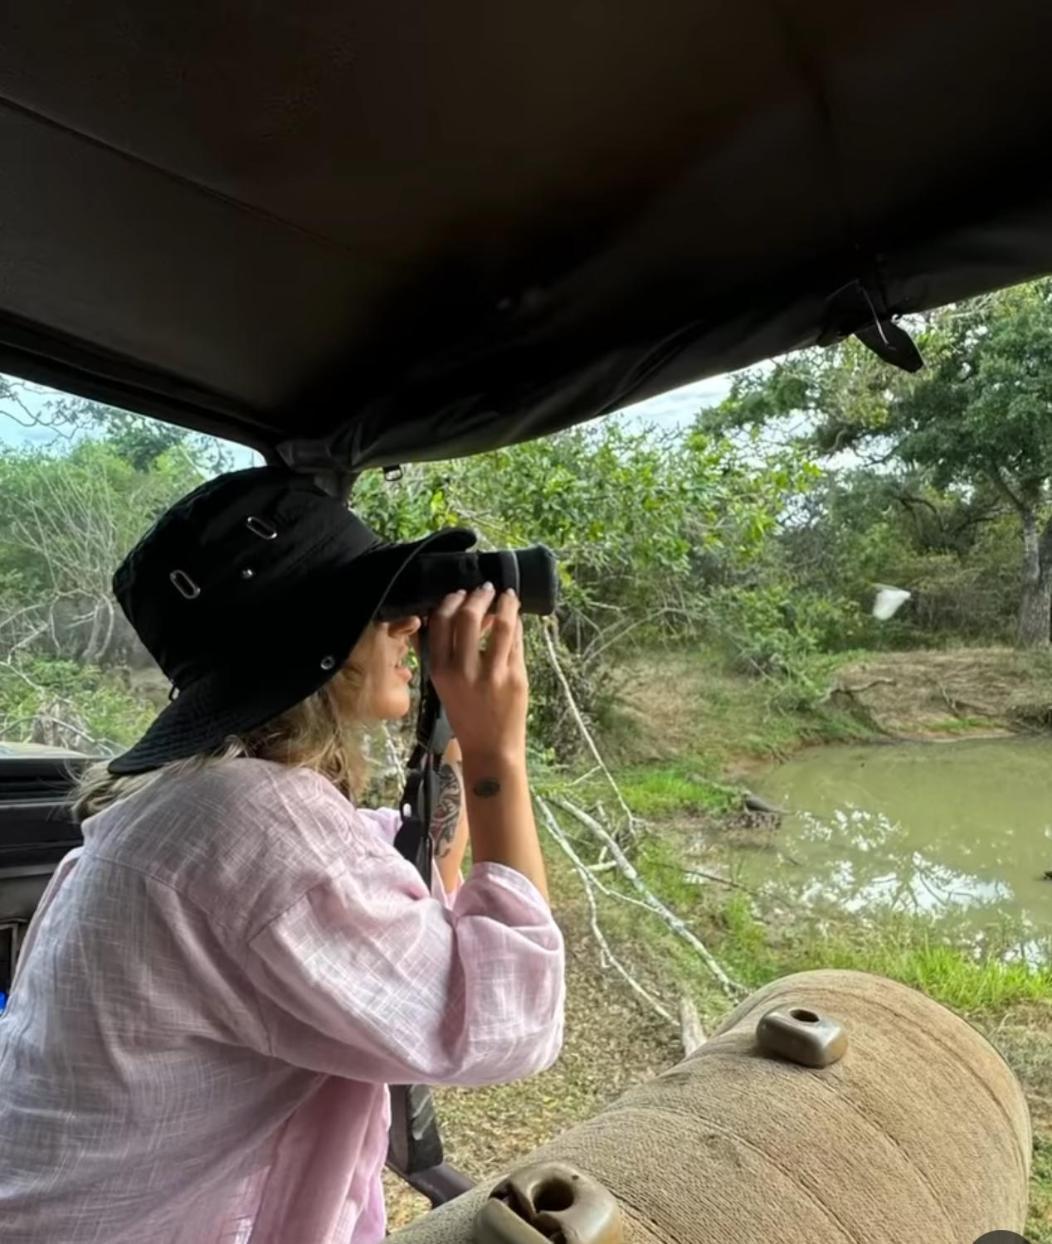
[472, 778, 502, 798]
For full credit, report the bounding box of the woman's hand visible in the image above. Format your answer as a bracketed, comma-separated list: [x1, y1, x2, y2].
[426, 584, 547, 900]
[426, 584, 527, 761]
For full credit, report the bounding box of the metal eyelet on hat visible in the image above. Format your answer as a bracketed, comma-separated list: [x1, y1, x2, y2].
[241, 568, 255, 580]
[169, 569, 201, 600]
[320, 655, 336, 671]
[245, 515, 278, 540]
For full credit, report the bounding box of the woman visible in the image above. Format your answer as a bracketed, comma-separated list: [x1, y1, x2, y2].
[0, 467, 565, 1243]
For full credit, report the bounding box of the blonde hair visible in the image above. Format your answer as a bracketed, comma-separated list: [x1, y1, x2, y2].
[74, 628, 382, 822]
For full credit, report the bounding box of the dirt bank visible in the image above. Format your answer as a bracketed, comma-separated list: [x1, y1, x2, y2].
[828, 647, 1052, 739]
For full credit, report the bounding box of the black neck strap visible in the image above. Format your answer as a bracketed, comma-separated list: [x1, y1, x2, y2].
[388, 627, 451, 1177]
[393, 628, 450, 880]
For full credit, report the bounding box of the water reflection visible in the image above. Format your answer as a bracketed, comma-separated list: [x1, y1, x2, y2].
[790, 806, 1011, 915]
[733, 737, 1052, 955]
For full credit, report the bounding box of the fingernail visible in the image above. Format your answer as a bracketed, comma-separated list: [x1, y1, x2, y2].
[481, 581, 495, 592]
[506, 588, 517, 599]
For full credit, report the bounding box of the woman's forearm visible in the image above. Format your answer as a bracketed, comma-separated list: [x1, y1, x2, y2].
[460, 748, 549, 902]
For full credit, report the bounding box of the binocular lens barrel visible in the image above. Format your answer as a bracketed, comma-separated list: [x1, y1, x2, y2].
[376, 544, 558, 621]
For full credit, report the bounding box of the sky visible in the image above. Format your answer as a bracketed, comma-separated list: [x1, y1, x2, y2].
[616, 374, 733, 429]
[0, 372, 736, 463]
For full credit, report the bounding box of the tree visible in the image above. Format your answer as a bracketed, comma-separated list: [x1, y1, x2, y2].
[706, 280, 1052, 646]
[0, 438, 209, 666]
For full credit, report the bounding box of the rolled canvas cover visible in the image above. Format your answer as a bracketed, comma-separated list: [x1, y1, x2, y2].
[390, 970, 1031, 1243]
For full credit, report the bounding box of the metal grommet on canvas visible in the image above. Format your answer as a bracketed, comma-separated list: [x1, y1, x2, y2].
[169, 569, 201, 600]
[245, 515, 278, 540]
[320, 655, 336, 671]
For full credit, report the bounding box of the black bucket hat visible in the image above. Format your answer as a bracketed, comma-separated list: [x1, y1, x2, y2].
[108, 466, 475, 774]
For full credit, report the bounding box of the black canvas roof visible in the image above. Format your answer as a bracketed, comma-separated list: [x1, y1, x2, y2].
[2, 1, 1051, 470]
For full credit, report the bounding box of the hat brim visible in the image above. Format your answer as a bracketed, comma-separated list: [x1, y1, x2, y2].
[107, 526, 475, 775]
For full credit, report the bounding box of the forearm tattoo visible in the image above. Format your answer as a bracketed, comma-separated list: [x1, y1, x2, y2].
[472, 778, 501, 798]
[431, 760, 463, 859]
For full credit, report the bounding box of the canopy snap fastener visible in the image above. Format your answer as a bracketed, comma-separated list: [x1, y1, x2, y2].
[756, 1005, 848, 1068]
[245, 515, 278, 539]
[169, 569, 201, 599]
[474, 1162, 622, 1244]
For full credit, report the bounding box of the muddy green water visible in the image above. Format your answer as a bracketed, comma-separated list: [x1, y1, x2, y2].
[743, 737, 1052, 953]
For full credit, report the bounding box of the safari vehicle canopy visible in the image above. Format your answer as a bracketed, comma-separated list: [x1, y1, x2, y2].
[2, 0, 1051, 473]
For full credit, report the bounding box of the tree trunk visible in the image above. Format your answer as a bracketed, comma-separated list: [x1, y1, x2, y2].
[1016, 510, 1052, 647]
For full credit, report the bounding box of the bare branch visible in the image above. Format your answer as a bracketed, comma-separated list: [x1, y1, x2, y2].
[540, 618, 638, 833]
[679, 996, 706, 1055]
[549, 794, 744, 998]
[536, 797, 676, 1027]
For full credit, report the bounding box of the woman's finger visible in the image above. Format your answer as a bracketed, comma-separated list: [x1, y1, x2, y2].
[427, 590, 466, 671]
[483, 589, 520, 670]
[451, 583, 495, 678]
[508, 615, 526, 669]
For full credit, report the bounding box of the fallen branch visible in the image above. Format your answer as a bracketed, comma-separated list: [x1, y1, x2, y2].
[550, 794, 744, 999]
[540, 619, 638, 833]
[684, 869, 759, 896]
[820, 676, 896, 704]
[679, 995, 706, 1055]
[536, 797, 675, 1027]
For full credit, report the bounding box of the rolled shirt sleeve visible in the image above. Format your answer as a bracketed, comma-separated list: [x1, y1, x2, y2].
[242, 830, 565, 1088]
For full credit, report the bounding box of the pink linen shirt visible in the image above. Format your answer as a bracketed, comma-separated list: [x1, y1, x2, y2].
[0, 758, 565, 1243]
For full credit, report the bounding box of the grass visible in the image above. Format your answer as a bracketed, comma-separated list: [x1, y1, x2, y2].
[573, 762, 737, 819]
[1030, 1136, 1052, 1243]
[781, 927, 1052, 1012]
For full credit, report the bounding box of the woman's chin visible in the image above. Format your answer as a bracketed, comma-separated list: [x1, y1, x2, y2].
[375, 689, 413, 720]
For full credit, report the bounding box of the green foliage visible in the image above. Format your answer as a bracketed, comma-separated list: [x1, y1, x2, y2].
[707, 278, 1052, 647]
[0, 658, 156, 753]
[353, 423, 816, 752]
[776, 468, 1019, 646]
[354, 423, 810, 620]
[707, 582, 862, 681]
